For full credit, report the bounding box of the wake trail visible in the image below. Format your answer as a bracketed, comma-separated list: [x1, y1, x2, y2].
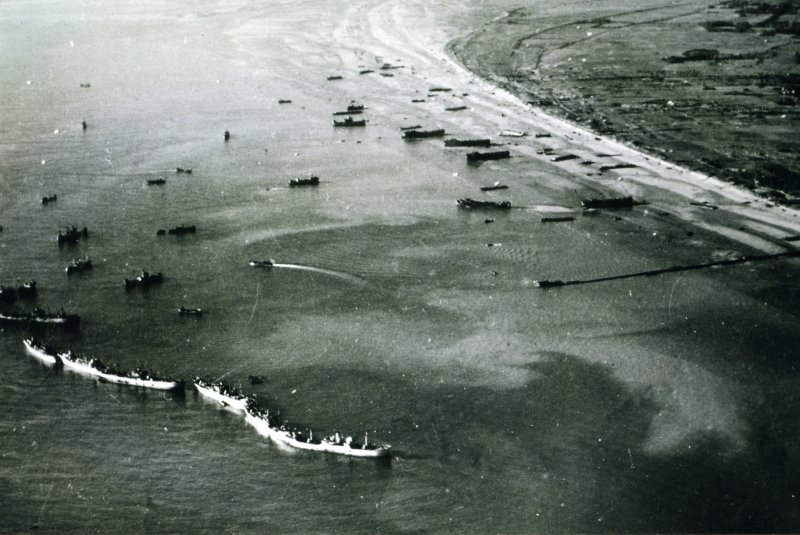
[271, 263, 367, 285]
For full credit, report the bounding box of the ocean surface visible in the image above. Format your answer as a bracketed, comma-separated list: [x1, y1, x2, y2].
[1, 0, 799, 533]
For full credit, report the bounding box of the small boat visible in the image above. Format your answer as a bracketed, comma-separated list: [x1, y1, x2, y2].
[534, 133, 552, 138]
[178, 306, 203, 316]
[124, 270, 163, 289]
[480, 183, 508, 192]
[457, 198, 511, 210]
[244, 401, 391, 458]
[533, 280, 564, 288]
[333, 117, 366, 127]
[79, 83, 91, 88]
[0, 308, 80, 329]
[359, 69, 374, 75]
[278, 99, 292, 104]
[541, 216, 575, 223]
[444, 139, 491, 147]
[167, 224, 197, 235]
[23, 337, 60, 366]
[499, 130, 526, 137]
[57, 226, 88, 246]
[289, 176, 320, 187]
[59, 350, 183, 391]
[551, 154, 579, 162]
[400, 125, 422, 131]
[248, 375, 266, 385]
[429, 87, 452, 92]
[327, 75, 343, 81]
[176, 167, 193, 174]
[445, 105, 468, 112]
[194, 378, 249, 411]
[333, 110, 363, 116]
[403, 128, 445, 140]
[66, 257, 93, 274]
[147, 178, 166, 185]
[41, 194, 57, 205]
[224, 130, 231, 141]
[581, 196, 634, 209]
[347, 103, 365, 112]
[249, 259, 274, 268]
[466, 150, 510, 162]
[411, 99, 426, 103]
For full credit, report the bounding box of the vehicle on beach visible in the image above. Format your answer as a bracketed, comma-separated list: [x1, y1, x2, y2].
[244, 400, 391, 459]
[0, 307, 80, 329]
[57, 226, 88, 246]
[289, 176, 320, 187]
[444, 138, 491, 147]
[59, 350, 184, 391]
[23, 337, 60, 366]
[581, 196, 634, 209]
[249, 259, 274, 268]
[499, 130, 526, 137]
[480, 183, 508, 192]
[333, 117, 366, 127]
[178, 306, 203, 316]
[456, 198, 511, 210]
[403, 128, 445, 139]
[193, 378, 249, 411]
[466, 150, 510, 162]
[124, 270, 163, 289]
[66, 257, 93, 274]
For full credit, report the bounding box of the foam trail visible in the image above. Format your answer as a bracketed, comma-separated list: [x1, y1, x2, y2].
[271, 263, 366, 285]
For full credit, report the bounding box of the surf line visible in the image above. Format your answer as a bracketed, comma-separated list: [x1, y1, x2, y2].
[271, 263, 366, 285]
[533, 249, 800, 289]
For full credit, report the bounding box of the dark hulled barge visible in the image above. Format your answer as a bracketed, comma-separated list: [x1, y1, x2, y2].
[456, 198, 511, 210]
[466, 150, 510, 162]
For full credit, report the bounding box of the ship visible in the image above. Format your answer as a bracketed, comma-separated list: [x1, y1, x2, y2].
[456, 198, 511, 210]
[176, 167, 193, 174]
[289, 176, 320, 187]
[41, 194, 57, 205]
[249, 259, 274, 268]
[333, 117, 366, 127]
[333, 110, 363, 116]
[480, 183, 508, 192]
[66, 258, 93, 274]
[499, 130, 526, 137]
[533, 280, 565, 288]
[581, 196, 634, 209]
[177, 306, 203, 316]
[167, 224, 197, 235]
[403, 128, 445, 140]
[22, 337, 60, 366]
[124, 270, 163, 289]
[445, 105, 468, 112]
[466, 150, 510, 162]
[444, 139, 491, 148]
[146, 178, 166, 185]
[0, 308, 80, 329]
[193, 378, 249, 411]
[59, 350, 183, 390]
[57, 226, 88, 246]
[347, 103, 365, 112]
[0, 280, 37, 303]
[244, 401, 391, 458]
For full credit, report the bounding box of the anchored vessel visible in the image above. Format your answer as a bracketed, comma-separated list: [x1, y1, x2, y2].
[444, 138, 491, 147]
[178, 306, 203, 316]
[0, 308, 80, 329]
[0, 280, 37, 302]
[249, 259, 274, 268]
[168, 225, 197, 235]
[59, 350, 183, 390]
[193, 378, 249, 411]
[480, 183, 508, 192]
[457, 198, 511, 210]
[57, 226, 88, 246]
[66, 258, 93, 274]
[244, 401, 391, 458]
[23, 337, 60, 366]
[124, 270, 163, 289]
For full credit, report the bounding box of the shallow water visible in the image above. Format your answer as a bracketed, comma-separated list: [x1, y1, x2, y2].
[1, 0, 799, 533]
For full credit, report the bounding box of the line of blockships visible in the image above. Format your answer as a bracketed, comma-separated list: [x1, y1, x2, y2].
[21, 338, 391, 459]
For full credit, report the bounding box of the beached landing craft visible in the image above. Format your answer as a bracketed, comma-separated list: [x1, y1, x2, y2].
[58, 350, 184, 391]
[289, 176, 320, 187]
[581, 196, 635, 209]
[456, 198, 511, 210]
[22, 337, 60, 366]
[244, 400, 391, 459]
[466, 150, 510, 162]
[444, 138, 491, 147]
[403, 128, 445, 139]
[333, 116, 367, 127]
[193, 378, 249, 411]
